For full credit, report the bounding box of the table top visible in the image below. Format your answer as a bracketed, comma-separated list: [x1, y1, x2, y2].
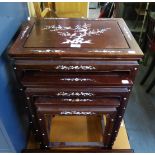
[9, 18, 143, 60]
[24, 19, 128, 49]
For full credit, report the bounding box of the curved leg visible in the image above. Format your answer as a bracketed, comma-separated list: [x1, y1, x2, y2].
[26, 96, 42, 142]
[106, 95, 129, 148]
[36, 112, 49, 149]
[140, 57, 155, 85]
[103, 112, 117, 148]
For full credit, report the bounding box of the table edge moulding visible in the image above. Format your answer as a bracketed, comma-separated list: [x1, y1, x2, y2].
[9, 17, 143, 59]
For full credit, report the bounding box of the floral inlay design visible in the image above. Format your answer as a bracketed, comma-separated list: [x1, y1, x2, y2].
[60, 78, 94, 82]
[63, 98, 93, 102]
[60, 111, 96, 115]
[42, 23, 111, 46]
[31, 49, 64, 53]
[88, 50, 121, 53]
[21, 26, 29, 39]
[89, 50, 136, 54]
[56, 65, 96, 70]
[57, 92, 94, 97]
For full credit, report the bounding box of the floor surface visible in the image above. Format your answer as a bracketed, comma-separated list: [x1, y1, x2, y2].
[124, 57, 155, 153]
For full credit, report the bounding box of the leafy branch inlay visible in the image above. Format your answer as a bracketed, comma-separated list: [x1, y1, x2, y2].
[57, 92, 94, 97]
[42, 23, 111, 46]
[56, 65, 96, 70]
[63, 98, 93, 102]
[60, 78, 94, 82]
[60, 111, 96, 115]
[21, 26, 29, 39]
[31, 49, 64, 53]
[88, 50, 121, 53]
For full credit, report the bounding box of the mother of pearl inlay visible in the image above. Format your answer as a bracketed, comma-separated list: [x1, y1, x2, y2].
[21, 26, 29, 39]
[31, 49, 64, 53]
[60, 111, 96, 115]
[42, 23, 111, 47]
[56, 65, 96, 70]
[57, 92, 94, 97]
[60, 78, 94, 82]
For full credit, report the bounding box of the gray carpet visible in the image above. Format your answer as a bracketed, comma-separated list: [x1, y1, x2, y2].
[125, 57, 155, 153]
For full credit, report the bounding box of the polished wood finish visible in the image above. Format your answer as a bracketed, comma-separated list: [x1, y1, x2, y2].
[9, 18, 142, 59]
[8, 17, 143, 152]
[24, 20, 129, 49]
[35, 97, 120, 106]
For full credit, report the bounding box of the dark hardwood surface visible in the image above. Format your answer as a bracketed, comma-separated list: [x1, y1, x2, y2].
[35, 97, 120, 106]
[24, 19, 129, 49]
[9, 18, 143, 59]
[25, 87, 129, 98]
[22, 73, 133, 87]
[14, 59, 139, 72]
[36, 104, 117, 114]
[8, 17, 143, 151]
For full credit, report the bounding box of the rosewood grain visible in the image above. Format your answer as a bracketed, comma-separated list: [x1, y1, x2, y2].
[8, 17, 143, 152]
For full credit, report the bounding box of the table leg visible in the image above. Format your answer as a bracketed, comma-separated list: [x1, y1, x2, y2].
[103, 112, 117, 148]
[36, 111, 49, 149]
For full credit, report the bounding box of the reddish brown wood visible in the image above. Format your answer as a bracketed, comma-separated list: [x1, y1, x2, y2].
[9, 18, 143, 59]
[8, 17, 143, 151]
[35, 102, 118, 148]
[22, 72, 133, 87]
[14, 60, 139, 72]
[24, 19, 129, 49]
[35, 97, 120, 106]
[25, 87, 129, 98]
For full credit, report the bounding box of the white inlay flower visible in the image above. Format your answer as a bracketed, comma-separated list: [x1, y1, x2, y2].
[42, 23, 111, 46]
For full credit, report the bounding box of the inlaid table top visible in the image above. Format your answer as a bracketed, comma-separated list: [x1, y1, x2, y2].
[9, 18, 143, 59]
